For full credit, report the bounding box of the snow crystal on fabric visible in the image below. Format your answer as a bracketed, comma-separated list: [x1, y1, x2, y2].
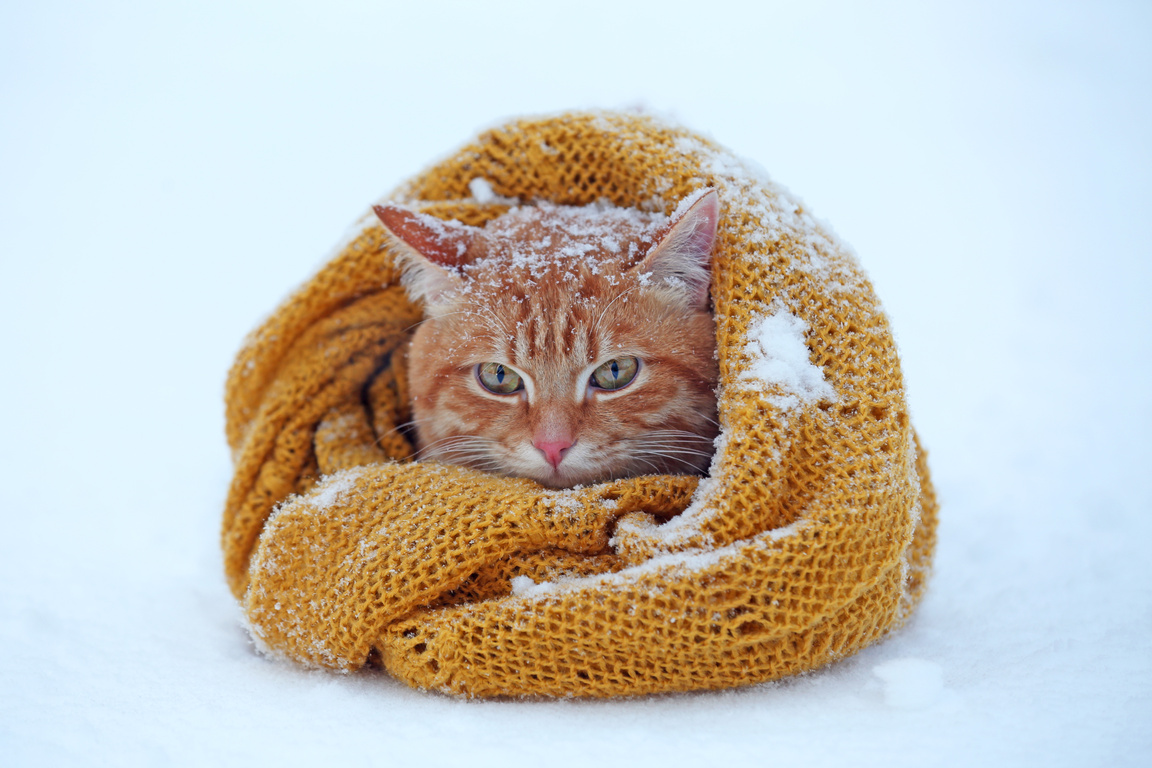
[739, 305, 836, 410]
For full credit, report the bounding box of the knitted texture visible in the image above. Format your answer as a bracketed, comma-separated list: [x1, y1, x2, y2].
[222, 111, 938, 697]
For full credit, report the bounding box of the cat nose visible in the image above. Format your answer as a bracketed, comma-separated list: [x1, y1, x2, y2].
[533, 439, 574, 469]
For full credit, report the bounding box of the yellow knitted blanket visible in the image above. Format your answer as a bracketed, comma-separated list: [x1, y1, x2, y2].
[222, 111, 937, 697]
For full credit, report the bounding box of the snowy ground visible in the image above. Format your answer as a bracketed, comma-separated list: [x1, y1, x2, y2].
[2, 2, 1149, 765]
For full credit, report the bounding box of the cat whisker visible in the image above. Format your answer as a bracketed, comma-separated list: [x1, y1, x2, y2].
[418, 434, 493, 455]
[640, 428, 713, 438]
[418, 435, 507, 471]
[375, 417, 425, 440]
[476, 305, 512, 346]
[636, 447, 715, 460]
[398, 309, 473, 336]
[631, 433, 713, 447]
[430, 445, 500, 462]
[633, 444, 709, 461]
[373, 416, 436, 459]
[591, 285, 641, 340]
[631, 432, 715, 451]
[637, 450, 710, 468]
[633, 437, 712, 449]
[625, 432, 716, 473]
[625, 456, 668, 477]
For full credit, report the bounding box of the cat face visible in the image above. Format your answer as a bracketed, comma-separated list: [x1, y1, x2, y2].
[374, 190, 720, 488]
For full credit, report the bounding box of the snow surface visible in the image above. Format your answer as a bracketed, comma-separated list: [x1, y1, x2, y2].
[2, 2, 1150, 766]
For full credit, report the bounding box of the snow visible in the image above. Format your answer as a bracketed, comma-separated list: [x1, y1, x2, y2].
[420, 199, 671, 303]
[467, 177, 518, 206]
[509, 574, 541, 596]
[303, 467, 364, 512]
[468, 177, 498, 203]
[2, 2, 1150, 767]
[739, 305, 837, 410]
[872, 658, 947, 710]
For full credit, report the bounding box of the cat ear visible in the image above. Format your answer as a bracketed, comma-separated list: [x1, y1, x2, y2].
[373, 204, 477, 310]
[632, 188, 719, 310]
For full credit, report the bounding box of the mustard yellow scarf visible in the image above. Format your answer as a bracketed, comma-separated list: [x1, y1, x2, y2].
[222, 111, 937, 697]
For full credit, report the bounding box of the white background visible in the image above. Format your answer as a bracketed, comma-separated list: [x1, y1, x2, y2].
[2, 1, 1149, 765]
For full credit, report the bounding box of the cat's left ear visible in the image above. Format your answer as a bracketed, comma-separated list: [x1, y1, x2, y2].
[633, 188, 719, 310]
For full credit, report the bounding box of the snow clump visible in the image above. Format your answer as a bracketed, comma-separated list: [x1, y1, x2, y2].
[739, 305, 836, 411]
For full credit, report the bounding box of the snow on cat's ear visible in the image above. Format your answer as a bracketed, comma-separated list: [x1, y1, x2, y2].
[632, 188, 719, 310]
[373, 204, 477, 312]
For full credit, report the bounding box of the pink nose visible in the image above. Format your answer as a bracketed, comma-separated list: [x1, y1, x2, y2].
[534, 439, 573, 469]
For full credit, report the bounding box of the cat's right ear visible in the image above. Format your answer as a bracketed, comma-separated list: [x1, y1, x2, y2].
[373, 204, 476, 312]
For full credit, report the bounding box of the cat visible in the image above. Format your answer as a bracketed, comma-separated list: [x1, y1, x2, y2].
[372, 187, 720, 488]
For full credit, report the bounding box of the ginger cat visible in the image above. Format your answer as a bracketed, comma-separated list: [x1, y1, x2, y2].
[373, 188, 720, 488]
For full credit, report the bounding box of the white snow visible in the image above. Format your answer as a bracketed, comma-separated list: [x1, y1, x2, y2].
[668, 186, 714, 219]
[2, 2, 1150, 767]
[510, 574, 555, 597]
[468, 177, 497, 203]
[739, 305, 837, 410]
[872, 658, 947, 710]
[305, 467, 364, 512]
[467, 177, 518, 206]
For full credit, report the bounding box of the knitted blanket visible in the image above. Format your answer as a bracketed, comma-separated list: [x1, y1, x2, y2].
[222, 111, 938, 697]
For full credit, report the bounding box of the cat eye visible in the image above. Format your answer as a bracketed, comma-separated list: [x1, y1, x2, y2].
[476, 362, 524, 395]
[590, 357, 640, 391]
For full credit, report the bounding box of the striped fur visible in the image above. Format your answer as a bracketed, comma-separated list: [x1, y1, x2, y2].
[376, 191, 720, 487]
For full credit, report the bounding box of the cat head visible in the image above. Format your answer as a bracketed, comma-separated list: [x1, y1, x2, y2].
[373, 189, 720, 488]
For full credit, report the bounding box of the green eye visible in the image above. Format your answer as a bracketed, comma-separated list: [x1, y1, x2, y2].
[477, 362, 523, 394]
[590, 357, 639, 391]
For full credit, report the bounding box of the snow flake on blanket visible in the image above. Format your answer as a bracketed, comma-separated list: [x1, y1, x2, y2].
[308, 467, 367, 512]
[737, 304, 836, 411]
